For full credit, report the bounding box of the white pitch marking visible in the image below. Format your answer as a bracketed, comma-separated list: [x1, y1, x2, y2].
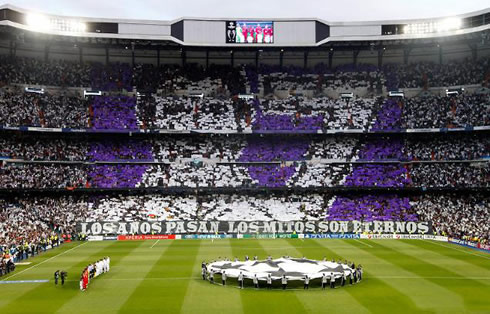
[1, 242, 88, 281]
[354, 239, 373, 248]
[150, 240, 160, 248]
[424, 240, 490, 260]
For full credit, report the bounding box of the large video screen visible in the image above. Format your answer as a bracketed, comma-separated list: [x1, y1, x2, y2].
[226, 21, 274, 44]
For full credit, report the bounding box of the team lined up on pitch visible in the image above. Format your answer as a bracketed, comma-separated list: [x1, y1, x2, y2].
[80, 257, 110, 291]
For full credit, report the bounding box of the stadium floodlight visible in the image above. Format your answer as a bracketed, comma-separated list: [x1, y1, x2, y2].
[403, 17, 462, 35]
[436, 18, 462, 32]
[25, 13, 51, 32]
[26, 13, 87, 33]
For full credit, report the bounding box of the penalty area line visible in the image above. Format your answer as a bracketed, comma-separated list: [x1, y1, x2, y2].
[1, 242, 88, 281]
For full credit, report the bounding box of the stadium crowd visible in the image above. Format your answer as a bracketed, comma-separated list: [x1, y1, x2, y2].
[1, 193, 488, 254]
[0, 91, 488, 131]
[2, 135, 487, 162]
[0, 54, 489, 266]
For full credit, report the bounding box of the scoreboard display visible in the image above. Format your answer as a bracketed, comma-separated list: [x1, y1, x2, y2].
[226, 21, 274, 44]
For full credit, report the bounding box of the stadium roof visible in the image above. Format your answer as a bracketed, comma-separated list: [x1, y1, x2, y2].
[3, 0, 490, 22]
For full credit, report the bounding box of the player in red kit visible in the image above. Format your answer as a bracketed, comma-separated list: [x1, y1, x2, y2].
[249, 26, 256, 43]
[82, 268, 89, 290]
[256, 24, 263, 43]
[264, 25, 271, 43]
[242, 26, 249, 43]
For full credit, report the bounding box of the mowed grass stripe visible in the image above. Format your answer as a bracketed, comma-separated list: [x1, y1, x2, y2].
[181, 239, 243, 314]
[56, 240, 168, 314]
[302, 239, 431, 314]
[382, 240, 490, 285]
[341, 239, 464, 314]
[367, 240, 490, 312]
[0, 241, 126, 313]
[0, 242, 84, 308]
[118, 239, 201, 314]
[403, 240, 490, 273]
[230, 239, 307, 314]
[276, 239, 371, 314]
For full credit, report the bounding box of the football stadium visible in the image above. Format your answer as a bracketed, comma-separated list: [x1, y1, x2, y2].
[0, 1, 489, 313]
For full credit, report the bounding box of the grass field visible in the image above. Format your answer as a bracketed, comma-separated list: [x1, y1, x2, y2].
[0, 239, 489, 314]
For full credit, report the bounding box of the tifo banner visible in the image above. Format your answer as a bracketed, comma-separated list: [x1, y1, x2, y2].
[78, 221, 431, 235]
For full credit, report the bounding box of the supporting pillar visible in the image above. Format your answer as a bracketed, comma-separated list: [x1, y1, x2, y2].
[205, 49, 209, 69]
[79, 46, 83, 64]
[353, 49, 360, 66]
[438, 45, 443, 65]
[44, 45, 49, 62]
[403, 47, 411, 65]
[377, 48, 384, 68]
[279, 50, 284, 69]
[181, 48, 186, 67]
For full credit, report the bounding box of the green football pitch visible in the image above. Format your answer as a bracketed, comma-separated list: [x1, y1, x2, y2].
[1, 239, 489, 314]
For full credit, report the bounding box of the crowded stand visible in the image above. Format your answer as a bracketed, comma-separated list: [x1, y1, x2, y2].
[0, 56, 91, 87]
[1, 196, 86, 270]
[402, 94, 490, 129]
[1, 92, 489, 132]
[0, 46, 489, 267]
[414, 194, 489, 243]
[87, 193, 328, 222]
[147, 96, 252, 131]
[326, 194, 417, 222]
[410, 163, 489, 188]
[0, 161, 487, 189]
[383, 58, 490, 89]
[403, 135, 489, 161]
[0, 164, 87, 189]
[245, 63, 384, 95]
[1, 193, 488, 256]
[0, 91, 88, 129]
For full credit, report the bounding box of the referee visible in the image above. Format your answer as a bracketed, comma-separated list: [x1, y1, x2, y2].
[54, 270, 60, 285]
[222, 271, 226, 286]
